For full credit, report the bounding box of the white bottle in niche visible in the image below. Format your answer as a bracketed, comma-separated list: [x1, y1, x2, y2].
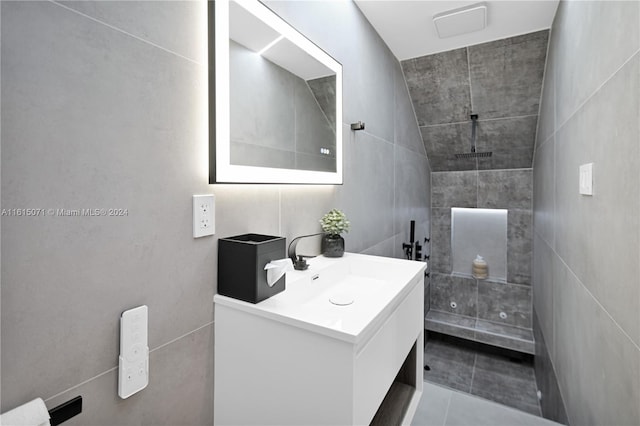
[472, 255, 488, 279]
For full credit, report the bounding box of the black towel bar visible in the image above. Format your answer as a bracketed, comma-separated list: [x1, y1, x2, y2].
[49, 396, 82, 426]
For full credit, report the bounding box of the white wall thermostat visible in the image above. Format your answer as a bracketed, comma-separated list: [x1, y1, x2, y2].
[118, 305, 149, 399]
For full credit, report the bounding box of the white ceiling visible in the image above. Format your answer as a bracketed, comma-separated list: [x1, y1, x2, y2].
[354, 0, 559, 61]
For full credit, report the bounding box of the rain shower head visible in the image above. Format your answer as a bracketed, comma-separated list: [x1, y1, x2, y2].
[455, 151, 492, 159]
[454, 114, 492, 159]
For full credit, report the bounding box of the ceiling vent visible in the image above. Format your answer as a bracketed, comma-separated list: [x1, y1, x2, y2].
[433, 2, 487, 39]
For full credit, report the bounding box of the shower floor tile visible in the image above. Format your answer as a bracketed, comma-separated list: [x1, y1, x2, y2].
[423, 337, 475, 393]
[423, 333, 542, 416]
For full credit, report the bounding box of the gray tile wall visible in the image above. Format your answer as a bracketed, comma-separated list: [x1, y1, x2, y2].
[430, 169, 533, 329]
[1, 1, 430, 424]
[402, 31, 548, 172]
[532, 1, 640, 425]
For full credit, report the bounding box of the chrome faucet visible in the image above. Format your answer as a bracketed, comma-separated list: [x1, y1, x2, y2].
[288, 233, 323, 270]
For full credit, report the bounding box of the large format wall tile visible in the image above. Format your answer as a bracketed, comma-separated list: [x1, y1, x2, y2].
[335, 130, 395, 253]
[553, 260, 640, 426]
[394, 62, 426, 156]
[430, 273, 477, 317]
[532, 235, 554, 354]
[533, 135, 555, 247]
[280, 184, 337, 254]
[430, 208, 452, 273]
[553, 0, 640, 126]
[469, 31, 548, 119]
[394, 144, 430, 240]
[44, 324, 214, 426]
[475, 116, 538, 171]
[1, 1, 214, 408]
[533, 3, 640, 423]
[536, 41, 556, 146]
[477, 280, 531, 328]
[478, 169, 532, 210]
[507, 210, 532, 285]
[422, 153, 477, 173]
[555, 55, 640, 345]
[421, 122, 477, 172]
[533, 311, 569, 425]
[402, 48, 471, 126]
[361, 235, 396, 258]
[58, 0, 206, 63]
[431, 171, 477, 208]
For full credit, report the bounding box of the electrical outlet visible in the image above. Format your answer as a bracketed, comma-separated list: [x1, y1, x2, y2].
[193, 195, 215, 238]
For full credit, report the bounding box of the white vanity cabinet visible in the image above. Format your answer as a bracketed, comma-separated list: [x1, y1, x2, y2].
[214, 253, 426, 425]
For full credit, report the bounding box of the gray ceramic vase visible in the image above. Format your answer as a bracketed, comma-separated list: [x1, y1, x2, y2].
[321, 234, 345, 257]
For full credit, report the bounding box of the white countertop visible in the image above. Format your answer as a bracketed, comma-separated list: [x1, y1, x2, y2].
[214, 253, 426, 345]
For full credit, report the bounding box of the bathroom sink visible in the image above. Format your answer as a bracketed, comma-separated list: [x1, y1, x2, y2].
[214, 252, 426, 344]
[214, 252, 427, 425]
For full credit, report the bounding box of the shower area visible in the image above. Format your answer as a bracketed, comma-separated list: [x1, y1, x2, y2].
[426, 168, 534, 352]
[399, 30, 549, 411]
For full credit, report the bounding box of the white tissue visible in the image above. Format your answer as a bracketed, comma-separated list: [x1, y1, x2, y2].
[264, 258, 293, 287]
[0, 398, 50, 426]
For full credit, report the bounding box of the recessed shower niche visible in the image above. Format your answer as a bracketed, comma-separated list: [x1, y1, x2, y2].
[451, 207, 507, 281]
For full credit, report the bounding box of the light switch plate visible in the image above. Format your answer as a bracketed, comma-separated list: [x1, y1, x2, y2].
[579, 163, 593, 196]
[118, 305, 149, 399]
[193, 194, 215, 238]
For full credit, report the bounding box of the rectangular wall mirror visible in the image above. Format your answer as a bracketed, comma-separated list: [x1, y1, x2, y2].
[210, 0, 343, 184]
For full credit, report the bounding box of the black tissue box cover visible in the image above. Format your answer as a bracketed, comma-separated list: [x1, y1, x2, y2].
[218, 233, 286, 304]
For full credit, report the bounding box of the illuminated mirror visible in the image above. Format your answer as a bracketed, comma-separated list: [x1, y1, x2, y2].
[210, 0, 343, 184]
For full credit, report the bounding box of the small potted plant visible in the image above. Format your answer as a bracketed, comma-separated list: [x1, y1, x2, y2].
[319, 208, 350, 257]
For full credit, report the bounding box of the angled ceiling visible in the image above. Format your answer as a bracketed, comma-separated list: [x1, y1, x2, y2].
[354, 1, 559, 60]
[353, 1, 557, 172]
[401, 30, 549, 171]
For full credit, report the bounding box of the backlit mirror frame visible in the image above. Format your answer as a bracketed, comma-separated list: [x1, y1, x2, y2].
[210, 0, 343, 184]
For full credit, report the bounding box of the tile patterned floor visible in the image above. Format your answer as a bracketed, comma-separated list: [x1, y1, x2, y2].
[423, 333, 542, 416]
[411, 382, 562, 426]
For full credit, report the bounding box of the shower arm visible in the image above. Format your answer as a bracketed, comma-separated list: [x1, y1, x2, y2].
[454, 114, 491, 159]
[470, 113, 478, 153]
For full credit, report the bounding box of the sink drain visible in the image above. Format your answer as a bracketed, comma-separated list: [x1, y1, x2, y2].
[329, 293, 354, 306]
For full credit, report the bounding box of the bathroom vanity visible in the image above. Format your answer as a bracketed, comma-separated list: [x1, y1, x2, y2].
[214, 253, 426, 425]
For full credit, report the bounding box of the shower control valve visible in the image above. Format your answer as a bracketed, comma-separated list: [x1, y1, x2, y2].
[402, 242, 413, 260]
[415, 242, 422, 260]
